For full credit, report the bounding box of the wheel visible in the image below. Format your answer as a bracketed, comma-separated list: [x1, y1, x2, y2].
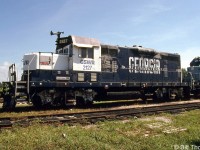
[76, 96, 94, 107]
[86, 100, 93, 106]
[183, 87, 191, 100]
[161, 88, 171, 101]
[153, 92, 160, 102]
[140, 91, 147, 104]
[2, 95, 16, 111]
[175, 91, 182, 101]
[175, 88, 183, 101]
[61, 96, 69, 108]
[76, 96, 85, 107]
[31, 94, 43, 109]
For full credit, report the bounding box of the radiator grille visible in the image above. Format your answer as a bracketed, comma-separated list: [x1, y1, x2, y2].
[91, 73, 97, 82]
[78, 73, 84, 81]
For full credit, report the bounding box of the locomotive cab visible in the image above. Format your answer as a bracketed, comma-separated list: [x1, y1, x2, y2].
[187, 57, 200, 82]
[22, 35, 102, 81]
[69, 35, 101, 73]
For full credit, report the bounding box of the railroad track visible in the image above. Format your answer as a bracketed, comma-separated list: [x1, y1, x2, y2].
[1, 101, 200, 129]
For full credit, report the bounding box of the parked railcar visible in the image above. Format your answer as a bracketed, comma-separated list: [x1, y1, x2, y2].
[0, 32, 192, 110]
[187, 57, 200, 97]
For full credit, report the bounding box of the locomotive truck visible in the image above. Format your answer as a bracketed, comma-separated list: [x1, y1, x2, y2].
[0, 31, 198, 110]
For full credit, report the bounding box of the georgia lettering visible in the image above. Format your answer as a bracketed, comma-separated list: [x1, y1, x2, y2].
[129, 57, 160, 74]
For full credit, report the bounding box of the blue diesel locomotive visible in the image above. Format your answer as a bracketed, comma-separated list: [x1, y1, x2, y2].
[0, 31, 196, 110]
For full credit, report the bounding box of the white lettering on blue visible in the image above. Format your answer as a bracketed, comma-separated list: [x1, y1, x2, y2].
[129, 57, 160, 74]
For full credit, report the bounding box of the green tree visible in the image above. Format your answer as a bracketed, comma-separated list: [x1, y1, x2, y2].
[182, 68, 188, 79]
[0, 82, 2, 98]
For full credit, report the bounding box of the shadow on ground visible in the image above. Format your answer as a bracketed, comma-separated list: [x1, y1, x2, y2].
[0, 98, 169, 113]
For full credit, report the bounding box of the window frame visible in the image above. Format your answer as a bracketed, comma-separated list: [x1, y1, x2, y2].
[79, 47, 94, 59]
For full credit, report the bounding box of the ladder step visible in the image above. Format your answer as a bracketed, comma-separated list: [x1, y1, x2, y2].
[16, 81, 27, 84]
[15, 81, 28, 97]
[16, 86, 26, 89]
[16, 92, 27, 97]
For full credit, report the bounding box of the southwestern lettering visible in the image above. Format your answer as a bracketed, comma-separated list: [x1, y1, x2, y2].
[80, 60, 95, 65]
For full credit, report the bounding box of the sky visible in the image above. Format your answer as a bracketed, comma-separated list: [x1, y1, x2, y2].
[0, 0, 200, 82]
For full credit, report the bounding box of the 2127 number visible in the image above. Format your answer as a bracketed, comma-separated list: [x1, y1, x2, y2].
[83, 65, 92, 70]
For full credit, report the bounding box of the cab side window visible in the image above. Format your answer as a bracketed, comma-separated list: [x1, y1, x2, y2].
[79, 48, 94, 59]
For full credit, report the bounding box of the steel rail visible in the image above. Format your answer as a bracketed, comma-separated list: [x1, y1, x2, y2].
[0, 101, 200, 129]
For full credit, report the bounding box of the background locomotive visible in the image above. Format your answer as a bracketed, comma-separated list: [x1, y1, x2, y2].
[187, 57, 200, 97]
[0, 31, 198, 110]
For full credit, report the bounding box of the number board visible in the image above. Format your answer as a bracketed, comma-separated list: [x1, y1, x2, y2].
[59, 38, 68, 44]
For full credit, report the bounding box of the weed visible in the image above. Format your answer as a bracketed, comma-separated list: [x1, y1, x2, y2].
[0, 110, 200, 149]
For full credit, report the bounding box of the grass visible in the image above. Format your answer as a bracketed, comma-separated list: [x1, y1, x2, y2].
[0, 110, 200, 150]
[0, 103, 100, 118]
